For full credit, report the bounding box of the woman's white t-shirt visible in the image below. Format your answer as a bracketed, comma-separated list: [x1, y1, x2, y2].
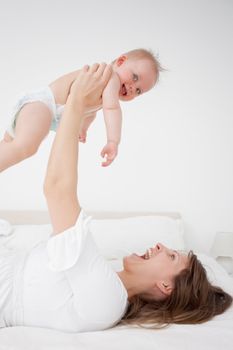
[5, 210, 128, 332]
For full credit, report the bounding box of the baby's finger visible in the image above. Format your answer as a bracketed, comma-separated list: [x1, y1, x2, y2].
[100, 148, 107, 158]
[101, 158, 113, 167]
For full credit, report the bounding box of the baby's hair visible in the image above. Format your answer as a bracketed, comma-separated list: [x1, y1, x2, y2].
[122, 48, 163, 84]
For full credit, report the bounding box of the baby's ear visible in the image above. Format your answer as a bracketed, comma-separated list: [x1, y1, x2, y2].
[116, 55, 127, 66]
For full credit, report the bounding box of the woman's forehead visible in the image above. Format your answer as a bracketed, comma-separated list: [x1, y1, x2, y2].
[177, 251, 189, 270]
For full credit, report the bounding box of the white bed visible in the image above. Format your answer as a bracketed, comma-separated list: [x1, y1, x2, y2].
[0, 210, 232, 350]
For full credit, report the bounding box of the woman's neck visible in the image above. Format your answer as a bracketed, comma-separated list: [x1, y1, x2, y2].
[116, 270, 143, 299]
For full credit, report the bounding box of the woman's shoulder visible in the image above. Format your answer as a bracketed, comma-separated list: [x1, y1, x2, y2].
[46, 209, 92, 271]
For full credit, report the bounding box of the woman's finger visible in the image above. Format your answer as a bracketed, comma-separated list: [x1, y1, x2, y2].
[95, 63, 107, 77]
[82, 64, 90, 72]
[101, 64, 112, 85]
[89, 63, 100, 73]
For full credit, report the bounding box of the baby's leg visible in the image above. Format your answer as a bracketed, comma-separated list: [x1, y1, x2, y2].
[79, 114, 96, 143]
[0, 102, 52, 172]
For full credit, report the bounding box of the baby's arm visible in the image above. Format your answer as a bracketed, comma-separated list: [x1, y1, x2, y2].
[101, 74, 122, 166]
[79, 113, 96, 143]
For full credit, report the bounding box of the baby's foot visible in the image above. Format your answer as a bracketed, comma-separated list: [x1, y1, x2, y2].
[79, 130, 87, 143]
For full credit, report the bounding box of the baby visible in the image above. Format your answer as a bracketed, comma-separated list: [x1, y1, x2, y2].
[0, 49, 161, 171]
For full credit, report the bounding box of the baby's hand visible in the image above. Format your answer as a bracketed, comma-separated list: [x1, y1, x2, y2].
[100, 141, 118, 167]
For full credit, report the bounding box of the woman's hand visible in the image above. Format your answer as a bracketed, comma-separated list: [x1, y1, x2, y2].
[70, 63, 112, 108]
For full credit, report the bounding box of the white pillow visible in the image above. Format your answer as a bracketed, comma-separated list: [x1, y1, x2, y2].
[0, 219, 13, 236]
[1, 224, 51, 251]
[1, 215, 184, 258]
[197, 253, 233, 296]
[90, 215, 185, 259]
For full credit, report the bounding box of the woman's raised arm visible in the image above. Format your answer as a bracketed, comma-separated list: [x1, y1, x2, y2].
[43, 63, 112, 234]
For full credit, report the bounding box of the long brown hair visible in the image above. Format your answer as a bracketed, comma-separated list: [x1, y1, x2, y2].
[119, 252, 232, 328]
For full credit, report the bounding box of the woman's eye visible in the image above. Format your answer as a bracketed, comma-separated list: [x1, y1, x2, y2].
[136, 88, 141, 95]
[133, 73, 138, 81]
[171, 254, 176, 260]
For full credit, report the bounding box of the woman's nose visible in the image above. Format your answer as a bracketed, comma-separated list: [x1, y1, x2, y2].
[155, 243, 164, 251]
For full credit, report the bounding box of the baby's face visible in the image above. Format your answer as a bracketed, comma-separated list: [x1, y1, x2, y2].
[113, 56, 156, 101]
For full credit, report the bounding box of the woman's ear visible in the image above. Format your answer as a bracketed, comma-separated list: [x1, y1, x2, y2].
[157, 281, 173, 296]
[116, 55, 127, 67]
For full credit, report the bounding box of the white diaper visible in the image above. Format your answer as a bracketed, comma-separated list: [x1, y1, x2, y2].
[6, 87, 65, 138]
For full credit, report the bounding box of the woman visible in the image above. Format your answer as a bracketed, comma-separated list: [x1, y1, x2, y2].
[0, 64, 232, 332]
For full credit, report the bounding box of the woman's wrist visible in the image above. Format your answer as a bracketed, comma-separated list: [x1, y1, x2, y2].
[66, 92, 85, 114]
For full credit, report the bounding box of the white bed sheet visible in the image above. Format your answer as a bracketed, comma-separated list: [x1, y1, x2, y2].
[0, 311, 232, 350]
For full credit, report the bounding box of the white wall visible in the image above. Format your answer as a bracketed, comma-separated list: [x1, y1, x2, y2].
[0, 0, 232, 253]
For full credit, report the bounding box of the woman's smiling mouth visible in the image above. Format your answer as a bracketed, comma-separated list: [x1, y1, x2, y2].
[121, 84, 127, 96]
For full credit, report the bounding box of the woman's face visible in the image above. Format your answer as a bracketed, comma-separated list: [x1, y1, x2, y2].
[122, 243, 188, 299]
